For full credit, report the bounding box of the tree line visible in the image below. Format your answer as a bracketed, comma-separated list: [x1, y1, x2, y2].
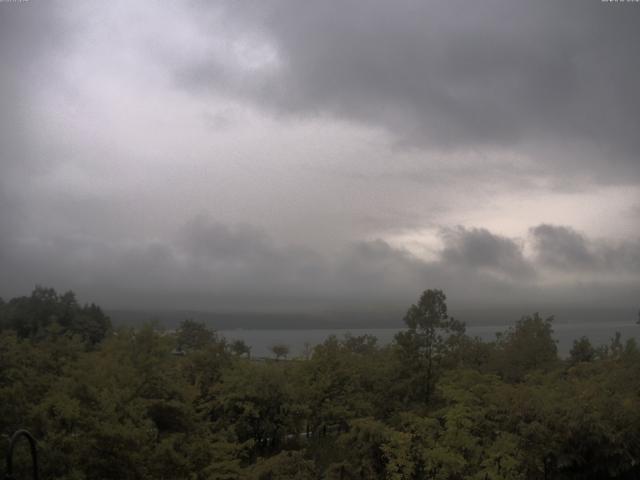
[1, 286, 639, 479]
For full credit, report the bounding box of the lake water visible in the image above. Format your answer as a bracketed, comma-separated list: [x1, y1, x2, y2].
[220, 322, 640, 358]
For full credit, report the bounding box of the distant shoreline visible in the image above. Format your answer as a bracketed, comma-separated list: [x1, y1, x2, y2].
[107, 306, 638, 331]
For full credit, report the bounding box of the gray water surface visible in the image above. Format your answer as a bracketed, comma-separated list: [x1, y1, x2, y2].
[220, 322, 640, 358]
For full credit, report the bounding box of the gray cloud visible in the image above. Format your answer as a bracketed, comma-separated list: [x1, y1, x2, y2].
[531, 224, 596, 270]
[0, 2, 69, 242]
[1, 215, 637, 316]
[180, 0, 640, 181]
[531, 224, 640, 274]
[441, 227, 533, 280]
[0, 2, 66, 170]
[1, 1, 638, 323]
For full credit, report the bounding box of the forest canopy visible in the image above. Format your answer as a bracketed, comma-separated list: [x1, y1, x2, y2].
[1, 287, 640, 479]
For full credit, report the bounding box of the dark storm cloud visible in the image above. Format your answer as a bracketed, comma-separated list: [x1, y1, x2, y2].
[531, 225, 595, 270]
[1, 1, 638, 319]
[182, 0, 640, 180]
[1, 215, 638, 313]
[531, 224, 640, 273]
[441, 227, 533, 279]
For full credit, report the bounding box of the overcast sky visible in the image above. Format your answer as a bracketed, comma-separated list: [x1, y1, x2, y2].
[1, 0, 639, 320]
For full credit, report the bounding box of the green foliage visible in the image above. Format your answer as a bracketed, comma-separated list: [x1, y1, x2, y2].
[251, 450, 315, 479]
[270, 344, 290, 360]
[492, 313, 558, 382]
[2, 286, 640, 479]
[395, 289, 466, 403]
[570, 336, 597, 364]
[176, 318, 218, 351]
[216, 361, 304, 458]
[230, 339, 252, 358]
[0, 286, 111, 345]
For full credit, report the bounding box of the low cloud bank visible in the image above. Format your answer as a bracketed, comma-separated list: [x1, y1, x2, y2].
[1, 216, 638, 317]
